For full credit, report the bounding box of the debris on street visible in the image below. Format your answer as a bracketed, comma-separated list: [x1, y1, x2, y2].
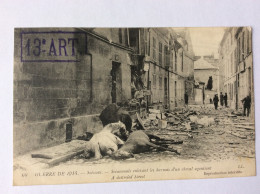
[14, 104, 255, 169]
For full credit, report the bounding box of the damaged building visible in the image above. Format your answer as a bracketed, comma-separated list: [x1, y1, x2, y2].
[13, 28, 196, 155]
[128, 28, 196, 111]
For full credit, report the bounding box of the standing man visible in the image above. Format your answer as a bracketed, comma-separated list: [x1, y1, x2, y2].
[220, 92, 224, 106]
[224, 93, 228, 107]
[242, 95, 251, 117]
[213, 94, 219, 110]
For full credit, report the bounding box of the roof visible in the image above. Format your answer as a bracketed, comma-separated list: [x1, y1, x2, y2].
[194, 58, 218, 70]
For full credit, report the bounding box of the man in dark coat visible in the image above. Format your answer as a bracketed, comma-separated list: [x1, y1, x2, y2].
[213, 94, 219, 110]
[242, 95, 251, 117]
[220, 92, 224, 106]
[223, 93, 228, 107]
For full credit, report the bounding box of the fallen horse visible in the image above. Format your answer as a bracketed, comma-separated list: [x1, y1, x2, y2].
[83, 121, 126, 159]
[112, 130, 180, 160]
[99, 103, 133, 139]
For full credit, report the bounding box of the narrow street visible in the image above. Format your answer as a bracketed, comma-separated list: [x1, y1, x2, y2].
[12, 27, 256, 185]
[53, 105, 255, 168]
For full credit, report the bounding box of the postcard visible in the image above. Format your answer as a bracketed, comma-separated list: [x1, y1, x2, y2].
[13, 27, 255, 185]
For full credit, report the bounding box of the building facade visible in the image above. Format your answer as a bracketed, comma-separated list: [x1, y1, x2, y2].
[235, 27, 253, 112]
[14, 28, 135, 155]
[13, 28, 195, 155]
[218, 27, 238, 109]
[218, 27, 253, 112]
[194, 57, 219, 104]
[137, 28, 195, 110]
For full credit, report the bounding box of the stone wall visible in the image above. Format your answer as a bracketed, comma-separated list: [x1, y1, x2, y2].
[13, 28, 132, 155]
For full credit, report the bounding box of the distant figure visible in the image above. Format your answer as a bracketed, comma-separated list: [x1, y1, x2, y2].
[220, 92, 224, 106]
[242, 95, 251, 117]
[213, 94, 219, 110]
[210, 98, 213, 104]
[223, 93, 228, 107]
[184, 92, 189, 106]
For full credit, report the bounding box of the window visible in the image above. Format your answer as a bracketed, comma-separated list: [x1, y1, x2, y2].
[153, 74, 156, 88]
[172, 52, 175, 70]
[118, 28, 122, 44]
[159, 76, 162, 90]
[153, 64, 156, 88]
[231, 31, 233, 45]
[181, 51, 184, 72]
[124, 29, 128, 46]
[249, 28, 252, 53]
[238, 37, 241, 62]
[144, 29, 148, 55]
[164, 45, 170, 68]
[159, 42, 162, 66]
[164, 45, 167, 67]
[244, 31, 247, 57]
[238, 74, 240, 87]
[175, 51, 177, 71]
[234, 49, 237, 70]
[231, 52, 234, 74]
[231, 83, 233, 100]
[242, 32, 245, 59]
[153, 37, 156, 60]
[246, 29, 249, 55]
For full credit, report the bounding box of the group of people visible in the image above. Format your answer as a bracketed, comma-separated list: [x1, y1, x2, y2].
[213, 92, 228, 110]
[212, 92, 251, 117]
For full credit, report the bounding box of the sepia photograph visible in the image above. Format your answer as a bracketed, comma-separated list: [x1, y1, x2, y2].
[13, 27, 255, 186]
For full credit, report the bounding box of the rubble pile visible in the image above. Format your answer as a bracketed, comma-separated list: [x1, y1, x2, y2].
[21, 104, 254, 168]
[137, 107, 217, 132]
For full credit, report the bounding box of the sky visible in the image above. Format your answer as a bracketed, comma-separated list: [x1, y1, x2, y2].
[187, 27, 225, 58]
